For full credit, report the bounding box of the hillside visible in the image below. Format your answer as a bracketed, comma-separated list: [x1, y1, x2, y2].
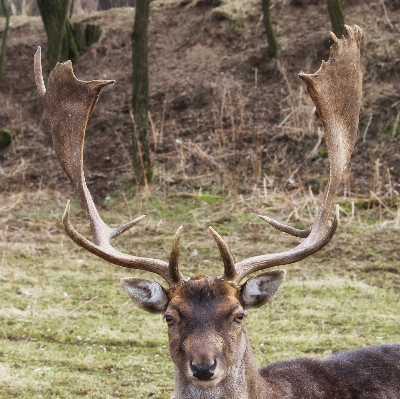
[0, 0, 399, 201]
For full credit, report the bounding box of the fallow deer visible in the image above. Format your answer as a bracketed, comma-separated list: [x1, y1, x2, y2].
[34, 25, 400, 399]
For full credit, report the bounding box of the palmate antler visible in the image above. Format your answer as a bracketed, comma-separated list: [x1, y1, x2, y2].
[211, 25, 362, 284]
[34, 47, 185, 287]
[34, 25, 361, 288]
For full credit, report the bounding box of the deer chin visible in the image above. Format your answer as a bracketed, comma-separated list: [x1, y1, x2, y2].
[187, 374, 224, 389]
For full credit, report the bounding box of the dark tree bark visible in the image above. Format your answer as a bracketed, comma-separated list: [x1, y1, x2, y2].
[37, 0, 70, 69]
[73, 22, 102, 54]
[131, 0, 152, 184]
[37, 0, 101, 71]
[85, 24, 102, 48]
[62, 18, 79, 62]
[73, 22, 87, 52]
[327, 0, 345, 38]
[0, 0, 10, 87]
[261, 0, 278, 58]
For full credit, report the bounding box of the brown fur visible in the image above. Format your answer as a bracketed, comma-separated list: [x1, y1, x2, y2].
[166, 277, 400, 399]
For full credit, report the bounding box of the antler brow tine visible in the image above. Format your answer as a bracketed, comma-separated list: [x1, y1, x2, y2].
[34, 47, 185, 287]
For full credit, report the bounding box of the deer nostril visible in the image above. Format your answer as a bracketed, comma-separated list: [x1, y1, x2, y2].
[190, 360, 217, 380]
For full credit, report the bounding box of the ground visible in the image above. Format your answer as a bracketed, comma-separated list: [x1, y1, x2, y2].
[0, 0, 399, 398]
[0, 0, 399, 198]
[0, 191, 399, 398]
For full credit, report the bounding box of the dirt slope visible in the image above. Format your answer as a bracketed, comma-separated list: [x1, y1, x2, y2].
[0, 0, 399, 200]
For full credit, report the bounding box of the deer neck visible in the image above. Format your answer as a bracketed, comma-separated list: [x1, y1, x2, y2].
[173, 332, 271, 399]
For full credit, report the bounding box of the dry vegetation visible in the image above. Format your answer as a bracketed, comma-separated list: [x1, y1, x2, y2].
[1, 188, 400, 398]
[0, 0, 400, 397]
[0, 0, 399, 198]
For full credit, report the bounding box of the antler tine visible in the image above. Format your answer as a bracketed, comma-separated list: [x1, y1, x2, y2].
[62, 201, 173, 281]
[226, 25, 362, 284]
[34, 47, 46, 97]
[209, 227, 237, 281]
[169, 226, 185, 284]
[34, 47, 184, 287]
[258, 215, 312, 238]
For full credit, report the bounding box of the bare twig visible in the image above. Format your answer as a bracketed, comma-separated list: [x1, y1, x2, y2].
[362, 115, 373, 143]
[148, 111, 158, 151]
[159, 92, 168, 147]
[284, 127, 323, 185]
[370, 191, 395, 216]
[391, 112, 399, 138]
[0, 193, 22, 212]
[380, 0, 395, 31]
[113, 128, 135, 178]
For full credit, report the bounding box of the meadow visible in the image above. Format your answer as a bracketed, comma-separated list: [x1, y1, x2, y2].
[1, 189, 399, 398]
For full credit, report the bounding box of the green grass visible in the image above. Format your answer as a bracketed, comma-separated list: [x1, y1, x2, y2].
[1, 190, 399, 398]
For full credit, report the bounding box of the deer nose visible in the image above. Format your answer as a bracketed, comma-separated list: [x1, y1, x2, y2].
[190, 360, 217, 380]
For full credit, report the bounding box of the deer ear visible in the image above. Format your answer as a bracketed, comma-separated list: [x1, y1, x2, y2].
[120, 278, 169, 314]
[240, 270, 286, 309]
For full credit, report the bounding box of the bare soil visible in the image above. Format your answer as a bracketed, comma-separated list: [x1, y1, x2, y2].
[0, 0, 399, 201]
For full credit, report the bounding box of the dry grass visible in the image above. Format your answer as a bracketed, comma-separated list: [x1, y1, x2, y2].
[1, 1, 400, 201]
[0, 188, 399, 398]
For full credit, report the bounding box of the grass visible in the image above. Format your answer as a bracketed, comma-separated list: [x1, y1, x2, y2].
[0, 189, 399, 398]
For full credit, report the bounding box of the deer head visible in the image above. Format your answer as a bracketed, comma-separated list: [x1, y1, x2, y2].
[34, 25, 362, 395]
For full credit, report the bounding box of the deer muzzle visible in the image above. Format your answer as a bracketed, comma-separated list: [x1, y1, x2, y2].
[184, 347, 226, 388]
[190, 359, 217, 380]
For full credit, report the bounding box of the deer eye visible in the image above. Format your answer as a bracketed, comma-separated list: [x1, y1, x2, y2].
[164, 315, 175, 326]
[234, 313, 245, 323]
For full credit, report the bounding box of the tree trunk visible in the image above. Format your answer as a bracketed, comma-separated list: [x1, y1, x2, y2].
[37, 0, 69, 69]
[131, 0, 152, 185]
[85, 24, 102, 48]
[261, 0, 278, 58]
[62, 18, 79, 62]
[73, 22, 87, 53]
[0, 0, 10, 87]
[72, 22, 102, 54]
[38, 1, 101, 71]
[327, 0, 345, 38]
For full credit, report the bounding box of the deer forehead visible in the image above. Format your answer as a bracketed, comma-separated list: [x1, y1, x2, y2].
[168, 276, 241, 318]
